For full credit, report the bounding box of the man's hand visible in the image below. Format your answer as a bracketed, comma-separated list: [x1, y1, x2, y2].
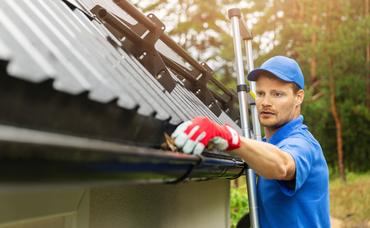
[171, 117, 240, 155]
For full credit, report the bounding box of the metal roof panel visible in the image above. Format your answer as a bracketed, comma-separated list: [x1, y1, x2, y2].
[0, 0, 240, 133]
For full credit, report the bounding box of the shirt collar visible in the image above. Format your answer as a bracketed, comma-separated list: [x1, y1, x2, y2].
[268, 115, 304, 145]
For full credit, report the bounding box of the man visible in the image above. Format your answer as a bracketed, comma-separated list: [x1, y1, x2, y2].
[171, 56, 330, 227]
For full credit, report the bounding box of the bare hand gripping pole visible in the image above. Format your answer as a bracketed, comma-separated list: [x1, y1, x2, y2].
[228, 8, 260, 228]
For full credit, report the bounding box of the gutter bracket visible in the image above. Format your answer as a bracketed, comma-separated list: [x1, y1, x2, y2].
[91, 5, 176, 92]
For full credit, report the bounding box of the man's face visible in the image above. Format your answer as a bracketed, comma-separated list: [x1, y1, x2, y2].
[255, 74, 303, 129]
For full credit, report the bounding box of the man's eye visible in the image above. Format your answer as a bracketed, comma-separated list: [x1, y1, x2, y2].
[273, 92, 283, 97]
[256, 92, 264, 97]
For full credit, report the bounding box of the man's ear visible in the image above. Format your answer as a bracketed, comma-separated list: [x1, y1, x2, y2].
[296, 90, 304, 106]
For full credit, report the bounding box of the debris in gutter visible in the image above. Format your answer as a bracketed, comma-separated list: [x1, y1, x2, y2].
[161, 133, 178, 152]
[161, 133, 218, 153]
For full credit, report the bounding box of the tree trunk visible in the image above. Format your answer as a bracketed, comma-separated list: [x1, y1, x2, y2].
[310, 1, 319, 97]
[365, 0, 370, 108]
[298, 1, 304, 20]
[328, 58, 346, 181]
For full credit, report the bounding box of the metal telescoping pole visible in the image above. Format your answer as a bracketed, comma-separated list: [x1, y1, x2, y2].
[229, 14, 251, 138]
[228, 8, 259, 228]
[244, 31, 262, 142]
[242, 20, 262, 228]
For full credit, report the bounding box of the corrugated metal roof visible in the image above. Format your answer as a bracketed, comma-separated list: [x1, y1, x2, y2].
[0, 0, 240, 130]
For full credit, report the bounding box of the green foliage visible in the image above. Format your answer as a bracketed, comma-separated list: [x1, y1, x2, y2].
[230, 186, 249, 228]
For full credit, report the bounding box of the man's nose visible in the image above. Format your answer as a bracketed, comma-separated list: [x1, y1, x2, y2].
[259, 95, 272, 107]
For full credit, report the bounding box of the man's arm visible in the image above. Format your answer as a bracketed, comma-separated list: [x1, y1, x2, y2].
[232, 138, 296, 180]
[171, 117, 296, 181]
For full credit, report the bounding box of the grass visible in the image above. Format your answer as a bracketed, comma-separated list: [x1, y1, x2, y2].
[330, 172, 370, 227]
[230, 172, 370, 227]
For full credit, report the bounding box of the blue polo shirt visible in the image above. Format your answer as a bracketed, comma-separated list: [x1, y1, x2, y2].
[257, 115, 330, 228]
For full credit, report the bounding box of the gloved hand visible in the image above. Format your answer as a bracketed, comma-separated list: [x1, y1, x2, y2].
[171, 117, 240, 155]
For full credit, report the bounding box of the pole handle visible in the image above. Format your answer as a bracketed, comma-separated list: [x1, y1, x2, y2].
[228, 8, 241, 19]
[228, 8, 252, 41]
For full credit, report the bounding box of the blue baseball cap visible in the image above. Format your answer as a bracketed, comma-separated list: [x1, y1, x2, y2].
[247, 56, 304, 89]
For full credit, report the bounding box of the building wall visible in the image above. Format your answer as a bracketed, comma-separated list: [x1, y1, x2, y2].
[0, 180, 230, 228]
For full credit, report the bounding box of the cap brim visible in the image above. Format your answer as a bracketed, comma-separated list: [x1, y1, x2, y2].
[247, 69, 274, 81]
[247, 68, 296, 85]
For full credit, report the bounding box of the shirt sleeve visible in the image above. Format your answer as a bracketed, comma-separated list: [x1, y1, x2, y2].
[276, 137, 314, 196]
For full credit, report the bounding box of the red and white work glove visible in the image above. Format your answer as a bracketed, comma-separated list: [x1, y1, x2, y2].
[171, 117, 241, 155]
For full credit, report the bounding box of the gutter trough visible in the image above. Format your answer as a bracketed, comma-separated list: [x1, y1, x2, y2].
[0, 124, 244, 187]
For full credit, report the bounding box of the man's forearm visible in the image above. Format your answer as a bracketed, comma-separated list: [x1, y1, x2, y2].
[231, 138, 295, 180]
